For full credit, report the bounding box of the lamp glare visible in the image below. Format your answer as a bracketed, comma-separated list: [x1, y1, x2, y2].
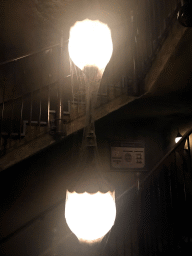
[68, 19, 113, 75]
[65, 190, 116, 243]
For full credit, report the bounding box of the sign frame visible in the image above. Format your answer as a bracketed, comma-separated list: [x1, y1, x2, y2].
[110, 141, 146, 171]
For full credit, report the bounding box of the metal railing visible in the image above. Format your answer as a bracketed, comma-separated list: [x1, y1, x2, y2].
[0, 2, 188, 254]
[110, 128, 192, 256]
[0, 0, 183, 158]
[1, 124, 191, 255]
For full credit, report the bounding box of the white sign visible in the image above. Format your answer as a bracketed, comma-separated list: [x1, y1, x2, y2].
[111, 144, 145, 169]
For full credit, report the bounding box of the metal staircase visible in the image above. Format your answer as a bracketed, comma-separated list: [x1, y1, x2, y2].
[0, 56, 134, 157]
[0, 1, 191, 255]
[0, 0, 184, 172]
[109, 126, 192, 256]
[1, 115, 191, 256]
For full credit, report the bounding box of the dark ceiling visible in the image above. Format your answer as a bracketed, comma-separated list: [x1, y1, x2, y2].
[0, 0, 129, 61]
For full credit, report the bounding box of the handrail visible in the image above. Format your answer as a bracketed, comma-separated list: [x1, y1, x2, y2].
[0, 43, 63, 66]
[140, 126, 192, 186]
[0, 74, 71, 111]
[0, 1, 187, 254]
[117, 125, 192, 255]
[151, 126, 192, 169]
[118, 126, 192, 201]
[0, 81, 59, 107]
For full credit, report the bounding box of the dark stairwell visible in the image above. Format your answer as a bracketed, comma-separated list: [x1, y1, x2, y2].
[0, 0, 192, 255]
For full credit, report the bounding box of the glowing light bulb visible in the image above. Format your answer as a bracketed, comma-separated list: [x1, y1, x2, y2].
[66, 19, 115, 244]
[65, 190, 116, 243]
[175, 136, 182, 143]
[68, 19, 113, 75]
[175, 132, 182, 143]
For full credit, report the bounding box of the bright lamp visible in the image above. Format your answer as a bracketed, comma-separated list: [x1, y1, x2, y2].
[68, 19, 113, 75]
[175, 132, 182, 143]
[65, 19, 116, 244]
[65, 190, 116, 243]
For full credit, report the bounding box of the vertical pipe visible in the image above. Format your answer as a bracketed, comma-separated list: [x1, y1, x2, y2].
[56, 31, 64, 135]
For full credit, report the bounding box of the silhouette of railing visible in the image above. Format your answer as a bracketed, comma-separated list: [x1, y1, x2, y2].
[0, 0, 182, 159]
[110, 126, 192, 256]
